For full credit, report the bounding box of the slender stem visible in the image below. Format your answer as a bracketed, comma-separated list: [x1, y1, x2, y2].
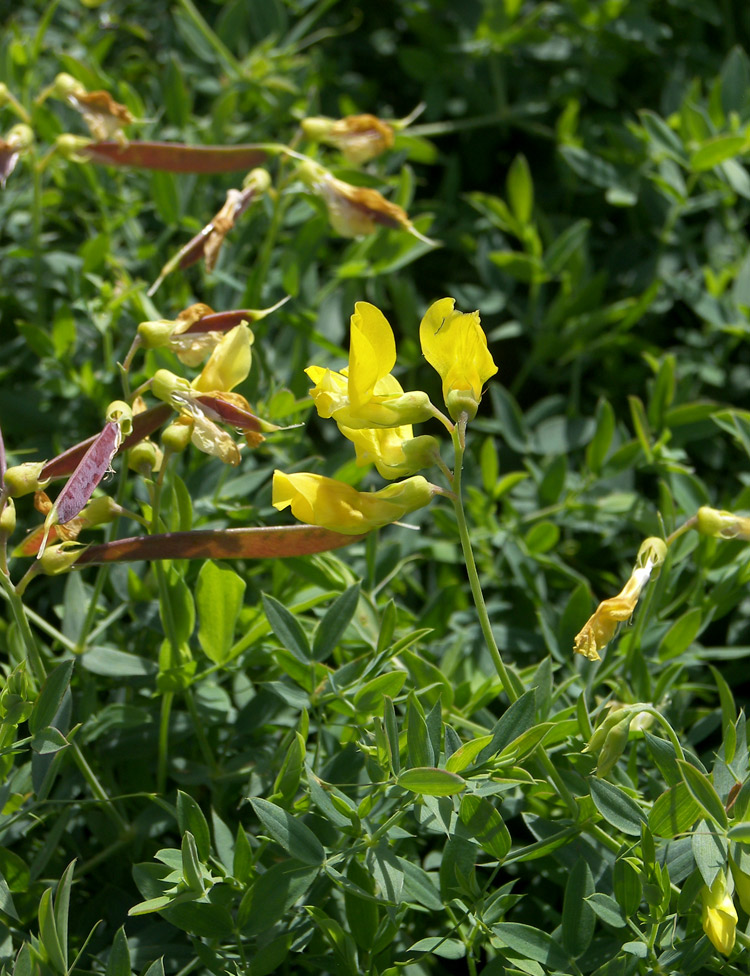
[0, 572, 47, 682]
[665, 516, 697, 547]
[184, 687, 218, 774]
[157, 692, 174, 795]
[70, 741, 129, 834]
[584, 821, 623, 855]
[450, 420, 516, 703]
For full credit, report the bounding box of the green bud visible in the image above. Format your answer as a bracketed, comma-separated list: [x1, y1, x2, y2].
[161, 421, 193, 454]
[152, 369, 191, 404]
[137, 319, 175, 349]
[0, 497, 16, 536]
[80, 495, 121, 525]
[128, 440, 163, 476]
[4, 462, 50, 498]
[582, 704, 629, 755]
[596, 716, 631, 777]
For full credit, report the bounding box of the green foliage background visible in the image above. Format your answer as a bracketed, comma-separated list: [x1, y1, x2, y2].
[3, 1, 750, 975]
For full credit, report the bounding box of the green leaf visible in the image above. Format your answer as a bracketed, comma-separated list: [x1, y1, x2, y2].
[658, 608, 703, 661]
[272, 732, 305, 806]
[0, 873, 19, 921]
[689, 135, 747, 172]
[105, 926, 132, 976]
[397, 768, 466, 796]
[251, 797, 325, 865]
[458, 794, 511, 860]
[406, 693, 433, 768]
[408, 937, 466, 960]
[728, 822, 750, 843]
[587, 892, 627, 928]
[649, 783, 702, 838]
[160, 570, 195, 649]
[176, 792, 211, 862]
[354, 672, 406, 715]
[678, 760, 728, 828]
[590, 779, 646, 835]
[445, 735, 493, 773]
[196, 561, 246, 665]
[312, 583, 360, 661]
[544, 219, 590, 275]
[262, 593, 311, 662]
[692, 819, 728, 888]
[613, 857, 642, 916]
[53, 860, 75, 973]
[479, 689, 536, 761]
[181, 832, 205, 893]
[238, 860, 318, 935]
[562, 858, 595, 957]
[38, 887, 66, 976]
[507, 154, 534, 224]
[493, 922, 571, 970]
[383, 697, 400, 775]
[344, 858, 379, 952]
[29, 661, 74, 735]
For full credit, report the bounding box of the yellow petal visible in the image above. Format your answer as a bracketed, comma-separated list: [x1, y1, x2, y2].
[348, 303, 397, 407]
[306, 365, 349, 418]
[193, 323, 254, 393]
[272, 471, 434, 534]
[420, 297, 498, 419]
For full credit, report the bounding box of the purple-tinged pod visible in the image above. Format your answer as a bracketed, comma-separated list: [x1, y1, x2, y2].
[82, 141, 268, 173]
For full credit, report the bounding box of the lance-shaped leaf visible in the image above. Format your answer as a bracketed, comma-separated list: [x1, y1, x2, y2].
[41, 404, 172, 480]
[38, 421, 122, 556]
[75, 524, 366, 565]
[82, 140, 268, 173]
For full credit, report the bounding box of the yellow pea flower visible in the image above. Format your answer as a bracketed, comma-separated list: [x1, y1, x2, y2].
[701, 873, 737, 956]
[301, 114, 395, 164]
[307, 303, 435, 429]
[272, 471, 436, 534]
[419, 297, 498, 420]
[574, 537, 666, 661]
[339, 424, 440, 480]
[192, 323, 253, 393]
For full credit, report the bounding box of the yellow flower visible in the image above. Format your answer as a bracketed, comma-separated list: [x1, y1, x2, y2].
[301, 114, 395, 164]
[272, 471, 436, 534]
[306, 303, 435, 429]
[701, 873, 737, 956]
[339, 425, 440, 480]
[419, 297, 498, 420]
[192, 323, 253, 393]
[574, 537, 666, 662]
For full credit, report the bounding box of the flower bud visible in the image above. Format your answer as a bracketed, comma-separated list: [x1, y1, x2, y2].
[152, 369, 191, 404]
[6, 124, 34, 151]
[582, 704, 629, 755]
[80, 495, 122, 525]
[242, 167, 271, 194]
[697, 506, 750, 541]
[730, 856, 750, 915]
[38, 543, 86, 575]
[701, 872, 737, 956]
[596, 715, 631, 777]
[161, 421, 193, 454]
[0, 497, 16, 536]
[53, 134, 92, 161]
[137, 319, 176, 349]
[4, 462, 50, 498]
[128, 440, 163, 476]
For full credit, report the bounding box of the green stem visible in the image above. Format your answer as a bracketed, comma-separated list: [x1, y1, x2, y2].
[584, 821, 623, 855]
[0, 572, 47, 682]
[70, 741, 129, 834]
[157, 692, 174, 795]
[450, 420, 516, 703]
[184, 687, 218, 774]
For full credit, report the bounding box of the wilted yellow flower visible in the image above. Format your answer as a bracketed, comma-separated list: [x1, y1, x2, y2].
[0, 124, 33, 188]
[701, 873, 737, 956]
[297, 159, 433, 243]
[272, 471, 436, 534]
[151, 324, 256, 466]
[301, 114, 395, 164]
[44, 73, 134, 144]
[574, 537, 666, 661]
[307, 303, 436, 429]
[697, 506, 750, 541]
[419, 298, 498, 420]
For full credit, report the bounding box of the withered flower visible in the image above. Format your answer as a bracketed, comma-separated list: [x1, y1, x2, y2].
[301, 113, 395, 164]
[0, 124, 33, 188]
[43, 74, 134, 145]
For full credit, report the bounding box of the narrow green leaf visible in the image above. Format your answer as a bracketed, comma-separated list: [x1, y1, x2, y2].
[445, 735, 493, 773]
[312, 583, 360, 661]
[678, 761, 728, 829]
[29, 661, 74, 734]
[690, 135, 746, 171]
[176, 792, 211, 862]
[407, 693, 433, 768]
[408, 937, 466, 960]
[479, 689, 536, 762]
[262, 594, 310, 662]
[397, 768, 466, 796]
[251, 797, 325, 865]
[587, 892, 627, 928]
[590, 779, 646, 835]
[0, 873, 19, 921]
[692, 819, 728, 888]
[383, 697, 400, 775]
[196, 561, 246, 665]
[239, 861, 318, 935]
[353, 672, 406, 715]
[31, 727, 69, 754]
[38, 887, 66, 976]
[649, 783, 701, 838]
[658, 608, 702, 661]
[459, 794, 511, 860]
[105, 926, 132, 976]
[181, 832, 205, 893]
[613, 857, 642, 916]
[507, 154, 534, 224]
[562, 859, 595, 958]
[493, 922, 571, 970]
[52, 860, 75, 973]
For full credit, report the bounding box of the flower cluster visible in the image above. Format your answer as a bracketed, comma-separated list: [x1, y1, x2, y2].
[273, 298, 497, 534]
